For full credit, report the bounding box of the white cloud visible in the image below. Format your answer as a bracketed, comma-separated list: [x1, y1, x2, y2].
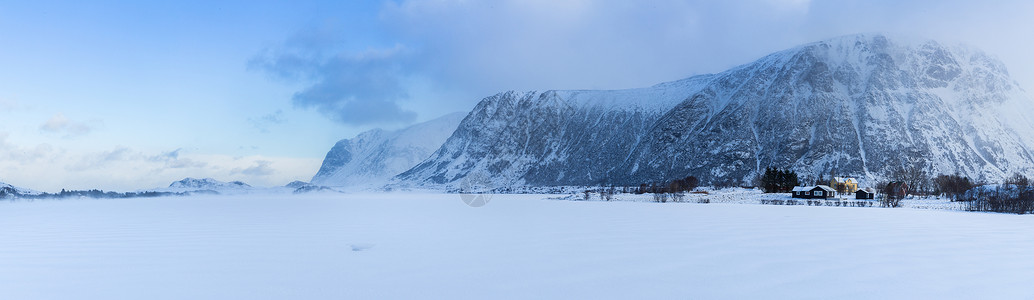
[0, 139, 321, 192]
[232, 160, 276, 176]
[247, 110, 287, 133]
[39, 113, 100, 138]
[0, 97, 24, 112]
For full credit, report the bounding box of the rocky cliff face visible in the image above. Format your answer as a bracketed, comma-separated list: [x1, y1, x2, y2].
[396, 34, 1034, 188]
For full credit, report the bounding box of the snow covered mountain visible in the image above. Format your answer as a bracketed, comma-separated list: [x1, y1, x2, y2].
[0, 181, 39, 197]
[397, 34, 1034, 188]
[167, 177, 252, 191]
[311, 112, 466, 188]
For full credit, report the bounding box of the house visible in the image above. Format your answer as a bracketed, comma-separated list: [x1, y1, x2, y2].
[791, 186, 810, 198]
[855, 188, 875, 199]
[885, 182, 909, 199]
[809, 185, 836, 199]
[791, 185, 836, 199]
[830, 177, 858, 195]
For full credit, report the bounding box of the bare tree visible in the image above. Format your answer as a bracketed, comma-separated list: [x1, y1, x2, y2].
[889, 164, 930, 196]
[1005, 173, 1030, 187]
[933, 173, 974, 201]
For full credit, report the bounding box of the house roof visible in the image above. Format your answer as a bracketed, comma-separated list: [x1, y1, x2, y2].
[833, 177, 857, 184]
[856, 188, 875, 194]
[792, 186, 810, 192]
[812, 185, 837, 193]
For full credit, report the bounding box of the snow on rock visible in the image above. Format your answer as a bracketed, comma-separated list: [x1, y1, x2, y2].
[311, 112, 466, 190]
[284, 181, 311, 189]
[166, 177, 253, 192]
[398, 34, 1034, 189]
[0, 181, 39, 197]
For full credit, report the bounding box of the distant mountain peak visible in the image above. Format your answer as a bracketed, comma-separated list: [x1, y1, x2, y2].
[169, 177, 252, 190]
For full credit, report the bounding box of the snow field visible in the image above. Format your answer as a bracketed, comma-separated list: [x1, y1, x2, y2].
[2, 193, 1033, 299]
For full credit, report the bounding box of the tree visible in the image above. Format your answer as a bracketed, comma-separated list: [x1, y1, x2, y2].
[760, 167, 799, 193]
[684, 176, 700, 191]
[889, 164, 930, 196]
[933, 173, 974, 201]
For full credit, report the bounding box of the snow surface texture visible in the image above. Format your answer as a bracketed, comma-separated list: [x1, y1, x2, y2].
[3, 194, 1034, 299]
[311, 112, 466, 189]
[397, 34, 1034, 189]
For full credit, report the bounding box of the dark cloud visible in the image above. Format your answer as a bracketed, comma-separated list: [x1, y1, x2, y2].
[250, 31, 417, 126]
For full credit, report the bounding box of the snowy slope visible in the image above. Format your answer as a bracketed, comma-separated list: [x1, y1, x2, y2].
[399, 34, 1034, 188]
[311, 112, 466, 188]
[0, 181, 39, 197]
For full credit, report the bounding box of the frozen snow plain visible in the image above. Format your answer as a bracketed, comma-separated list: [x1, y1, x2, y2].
[3, 193, 1034, 299]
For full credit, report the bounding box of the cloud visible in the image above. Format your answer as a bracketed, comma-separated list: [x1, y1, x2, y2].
[150, 148, 208, 169]
[0, 97, 24, 112]
[246, 0, 1034, 127]
[232, 160, 275, 176]
[0, 141, 321, 192]
[378, 0, 824, 92]
[0, 132, 59, 163]
[66, 147, 132, 171]
[39, 113, 100, 138]
[250, 31, 417, 126]
[248, 110, 286, 133]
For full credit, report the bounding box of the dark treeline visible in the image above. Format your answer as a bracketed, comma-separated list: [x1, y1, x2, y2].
[634, 176, 700, 194]
[933, 173, 974, 201]
[1, 188, 204, 200]
[759, 167, 799, 193]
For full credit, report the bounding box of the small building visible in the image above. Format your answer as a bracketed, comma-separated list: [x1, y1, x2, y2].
[855, 188, 875, 199]
[791, 186, 810, 198]
[791, 185, 836, 199]
[885, 182, 909, 199]
[830, 177, 858, 195]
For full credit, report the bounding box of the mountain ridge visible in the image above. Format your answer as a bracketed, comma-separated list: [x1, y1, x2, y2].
[394, 33, 1034, 188]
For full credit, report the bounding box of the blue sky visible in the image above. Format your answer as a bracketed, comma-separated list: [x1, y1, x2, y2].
[1, 0, 1033, 191]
